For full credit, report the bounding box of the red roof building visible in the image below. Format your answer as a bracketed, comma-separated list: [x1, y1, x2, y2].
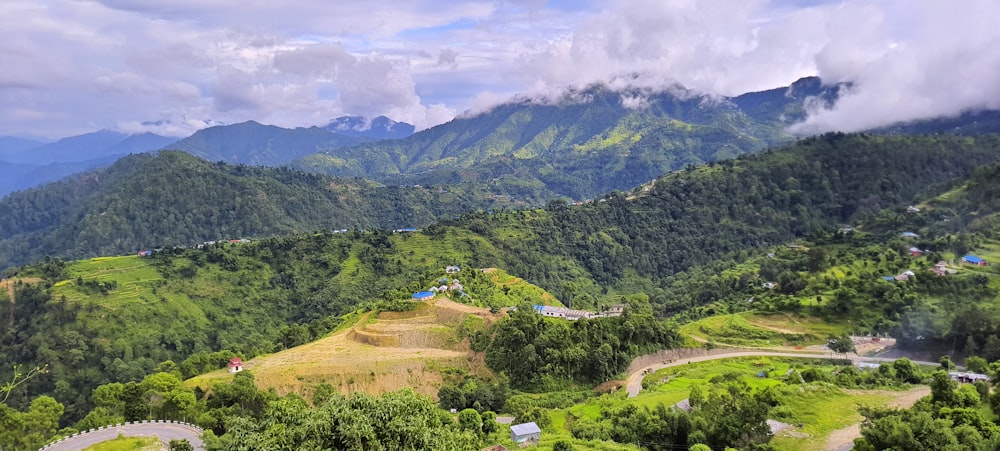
[228, 357, 243, 373]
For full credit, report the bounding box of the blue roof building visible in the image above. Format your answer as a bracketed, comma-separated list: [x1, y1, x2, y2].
[901, 231, 919, 238]
[963, 255, 988, 266]
[412, 291, 435, 300]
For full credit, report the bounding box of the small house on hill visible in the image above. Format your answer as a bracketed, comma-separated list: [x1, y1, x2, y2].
[963, 255, 989, 266]
[895, 270, 916, 281]
[510, 422, 541, 447]
[445, 265, 461, 274]
[228, 357, 243, 373]
[412, 291, 435, 301]
[909, 247, 923, 257]
[901, 231, 919, 238]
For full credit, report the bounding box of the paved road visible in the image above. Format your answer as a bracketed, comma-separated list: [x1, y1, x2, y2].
[42, 422, 204, 451]
[626, 351, 947, 397]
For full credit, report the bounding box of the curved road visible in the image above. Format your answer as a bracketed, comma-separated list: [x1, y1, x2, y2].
[42, 422, 204, 451]
[626, 351, 947, 397]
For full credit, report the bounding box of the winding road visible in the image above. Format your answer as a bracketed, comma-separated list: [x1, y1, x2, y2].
[41, 422, 204, 451]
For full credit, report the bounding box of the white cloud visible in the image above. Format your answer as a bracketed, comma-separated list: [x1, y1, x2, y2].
[0, 0, 997, 139]
[791, 0, 1000, 133]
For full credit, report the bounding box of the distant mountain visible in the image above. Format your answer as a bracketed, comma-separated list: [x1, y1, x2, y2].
[1, 130, 173, 165]
[0, 151, 517, 269]
[0, 155, 120, 198]
[874, 109, 1000, 135]
[731, 76, 842, 123]
[0, 131, 173, 196]
[293, 79, 841, 199]
[162, 121, 376, 166]
[0, 136, 46, 161]
[324, 115, 415, 140]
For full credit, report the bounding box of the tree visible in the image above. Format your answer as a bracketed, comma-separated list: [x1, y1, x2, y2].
[169, 439, 194, 451]
[553, 440, 574, 451]
[965, 356, 988, 374]
[828, 334, 856, 356]
[458, 408, 482, 435]
[892, 358, 920, 384]
[0, 365, 47, 404]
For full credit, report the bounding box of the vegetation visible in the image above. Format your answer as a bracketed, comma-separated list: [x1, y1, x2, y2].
[0, 150, 519, 269]
[292, 80, 816, 200]
[5, 132, 1000, 449]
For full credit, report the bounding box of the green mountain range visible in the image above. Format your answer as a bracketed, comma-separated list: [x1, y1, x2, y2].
[0, 151, 520, 269]
[5, 133, 1000, 427]
[290, 77, 839, 199]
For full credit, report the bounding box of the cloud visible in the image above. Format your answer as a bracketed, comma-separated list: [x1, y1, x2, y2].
[1, 0, 997, 139]
[790, 0, 1000, 133]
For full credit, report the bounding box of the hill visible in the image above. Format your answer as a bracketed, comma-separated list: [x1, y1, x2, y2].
[163, 120, 376, 166]
[186, 298, 501, 400]
[0, 131, 175, 197]
[292, 78, 839, 199]
[0, 229, 545, 420]
[0, 151, 519, 269]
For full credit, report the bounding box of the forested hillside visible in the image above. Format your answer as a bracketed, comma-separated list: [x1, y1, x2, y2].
[444, 134, 1000, 304]
[0, 151, 517, 269]
[4, 133, 1000, 427]
[291, 78, 836, 199]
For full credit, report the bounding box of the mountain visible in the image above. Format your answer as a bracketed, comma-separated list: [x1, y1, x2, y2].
[12, 130, 171, 165]
[0, 131, 174, 197]
[324, 115, 415, 140]
[161, 120, 377, 166]
[0, 136, 46, 161]
[0, 155, 121, 198]
[4, 133, 1000, 428]
[292, 78, 840, 200]
[0, 151, 519, 269]
[731, 76, 842, 123]
[874, 109, 1000, 135]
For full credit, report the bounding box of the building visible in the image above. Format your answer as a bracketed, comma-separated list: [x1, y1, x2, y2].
[533, 305, 593, 320]
[931, 261, 957, 276]
[895, 270, 916, 281]
[909, 247, 923, 257]
[907, 206, 921, 213]
[963, 255, 989, 266]
[901, 231, 920, 238]
[445, 265, 461, 274]
[412, 291, 435, 301]
[674, 399, 693, 413]
[949, 371, 991, 384]
[228, 358, 243, 373]
[857, 362, 881, 370]
[510, 422, 541, 447]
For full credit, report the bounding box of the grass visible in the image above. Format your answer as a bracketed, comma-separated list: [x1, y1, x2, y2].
[680, 313, 846, 347]
[185, 298, 502, 401]
[559, 357, 924, 451]
[82, 435, 162, 451]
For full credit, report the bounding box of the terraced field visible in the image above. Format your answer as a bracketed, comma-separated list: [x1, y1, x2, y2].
[186, 297, 501, 400]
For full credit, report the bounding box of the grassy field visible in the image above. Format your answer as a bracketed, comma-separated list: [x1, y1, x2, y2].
[82, 435, 163, 451]
[679, 312, 847, 347]
[186, 298, 501, 401]
[554, 357, 919, 451]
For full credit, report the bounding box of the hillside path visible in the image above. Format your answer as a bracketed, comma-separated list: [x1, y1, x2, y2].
[625, 350, 945, 398]
[41, 422, 204, 451]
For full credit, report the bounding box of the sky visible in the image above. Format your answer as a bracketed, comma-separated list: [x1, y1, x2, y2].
[1, 0, 998, 139]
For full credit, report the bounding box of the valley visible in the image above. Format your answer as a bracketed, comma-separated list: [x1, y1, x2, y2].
[4, 133, 1000, 450]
